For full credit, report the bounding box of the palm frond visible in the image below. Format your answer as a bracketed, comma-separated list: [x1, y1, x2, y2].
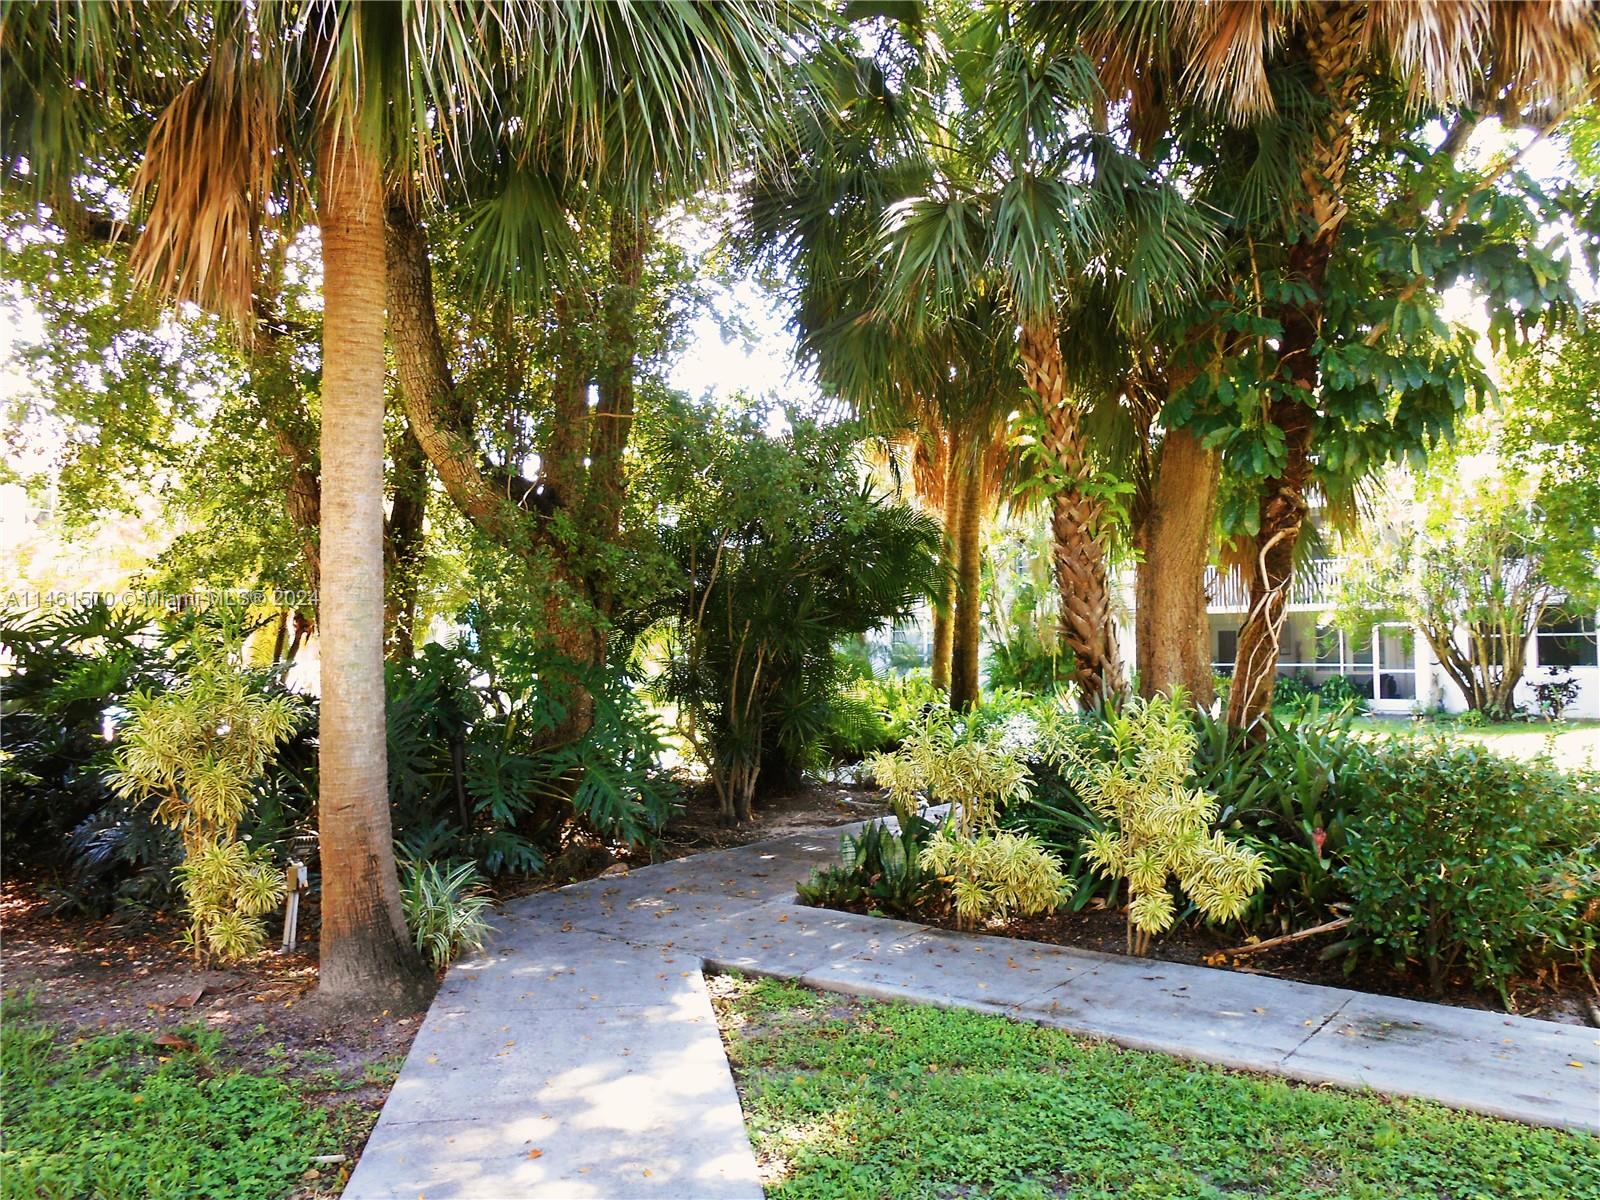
[128, 29, 284, 326]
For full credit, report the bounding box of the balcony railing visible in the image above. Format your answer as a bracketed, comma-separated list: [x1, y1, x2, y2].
[1206, 558, 1343, 611]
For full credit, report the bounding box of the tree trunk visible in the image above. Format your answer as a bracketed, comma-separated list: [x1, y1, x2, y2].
[384, 424, 427, 661]
[587, 209, 650, 558]
[930, 431, 961, 692]
[1224, 248, 1327, 731]
[314, 126, 431, 1011]
[948, 439, 984, 712]
[1225, 8, 1362, 732]
[1136, 425, 1219, 704]
[385, 199, 519, 543]
[1020, 319, 1122, 705]
[540, 290, 593, 511]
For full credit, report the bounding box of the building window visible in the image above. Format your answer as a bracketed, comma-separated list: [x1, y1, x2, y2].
[1537, 612, 1598, 669]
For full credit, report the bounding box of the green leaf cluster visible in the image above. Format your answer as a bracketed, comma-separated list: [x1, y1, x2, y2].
[1053, 695, 1267, 949]
[1339, 739, 1600, 997]
[105, 652, 302, 962]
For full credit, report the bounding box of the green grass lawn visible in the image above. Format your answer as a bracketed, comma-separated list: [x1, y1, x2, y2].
[1350, 716, 1600, 770]
[714, 976, 1600, 1200]
[0, 1013, 351, 1200]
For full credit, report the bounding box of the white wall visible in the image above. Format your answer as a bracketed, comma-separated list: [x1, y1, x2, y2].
[1420, 625, 1600, 720]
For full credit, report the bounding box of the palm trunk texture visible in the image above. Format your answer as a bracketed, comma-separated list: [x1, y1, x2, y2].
[1226, 6, 1363, 731]
[1021, 319, 1122, 705]
[314, 126, 430, 1010]
[948, 441, 984, 712]
[930, 434, 961, 692]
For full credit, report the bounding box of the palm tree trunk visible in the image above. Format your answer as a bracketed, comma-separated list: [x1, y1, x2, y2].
[1225, 7, 1362, 731]
[315, 125, 430, 1010]
[1136, 425, 1219, 704]
[930, 430, 961, 692]
[948, 440, 984, 711]
[1020, 319, 1122, 705]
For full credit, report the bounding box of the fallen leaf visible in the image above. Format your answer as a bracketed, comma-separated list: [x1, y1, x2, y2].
[153, 1033, 198, 1052]
[527, 1149, 544, 1159]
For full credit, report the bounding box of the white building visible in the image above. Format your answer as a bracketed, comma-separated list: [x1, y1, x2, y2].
[1203, 559, 1600, 719]
[867, 560, 1600, 720]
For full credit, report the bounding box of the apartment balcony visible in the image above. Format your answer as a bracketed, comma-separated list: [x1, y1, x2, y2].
[1205, 558, 1343, 612]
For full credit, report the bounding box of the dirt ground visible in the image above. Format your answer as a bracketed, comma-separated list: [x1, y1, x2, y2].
[908, 900, 1600, 1028]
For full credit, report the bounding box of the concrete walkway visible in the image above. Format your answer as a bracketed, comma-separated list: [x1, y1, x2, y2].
[344, 823, 1600, 1198]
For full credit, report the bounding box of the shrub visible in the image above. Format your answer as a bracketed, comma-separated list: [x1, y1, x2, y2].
[1532, 671, 1581, 721]
[918, 827, 1070, 925]
[1339, 740, 1600, 997]
[0, 603, 179, 893]
[400, 858, 494, 970]
[796, 812, 941, 917]
[1271, 673, 1318, 714]
[386, 634, 677, 876]
[856, 672, 946, 746]
[1052, 695, 1267, 954]
[1316, 672, 1368, 712]
[2, 605, 317, 915]
[632, 411, 941, 822]
[105, 654, 301, 962]
[808, 709, 1071, 924]
[818, 673, 895, 764]
[985, 627, 1073, 694]
[867, 713, 1030, 834]
[1192, 703, 1373, 926]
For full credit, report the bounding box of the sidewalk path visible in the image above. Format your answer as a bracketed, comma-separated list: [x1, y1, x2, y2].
[344, 824, 1600, 1198]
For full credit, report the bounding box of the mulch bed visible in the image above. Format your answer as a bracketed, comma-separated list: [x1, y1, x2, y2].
[905, 901, 1600, 1028]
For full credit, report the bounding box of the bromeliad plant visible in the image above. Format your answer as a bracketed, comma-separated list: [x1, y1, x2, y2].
[1052, 695, 1267, 955]
[106, 656, 302, 963]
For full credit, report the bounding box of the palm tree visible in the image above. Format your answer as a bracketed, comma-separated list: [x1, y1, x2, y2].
[877, 20, 1214, 705]
[739, 18, 1004, 710]
[115, 3, 515, 1008]
[1040, 0, 1599, 728]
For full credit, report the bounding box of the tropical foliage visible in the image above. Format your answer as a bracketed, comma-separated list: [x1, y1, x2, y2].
[1340, 740, 1600, 997]
[6, 0, 1600, 1026]
[399, 858, 494, 972]
[634, 412, 940, 822]
[1053, 696, 1268, 954]
[105, 649, 302, 962]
